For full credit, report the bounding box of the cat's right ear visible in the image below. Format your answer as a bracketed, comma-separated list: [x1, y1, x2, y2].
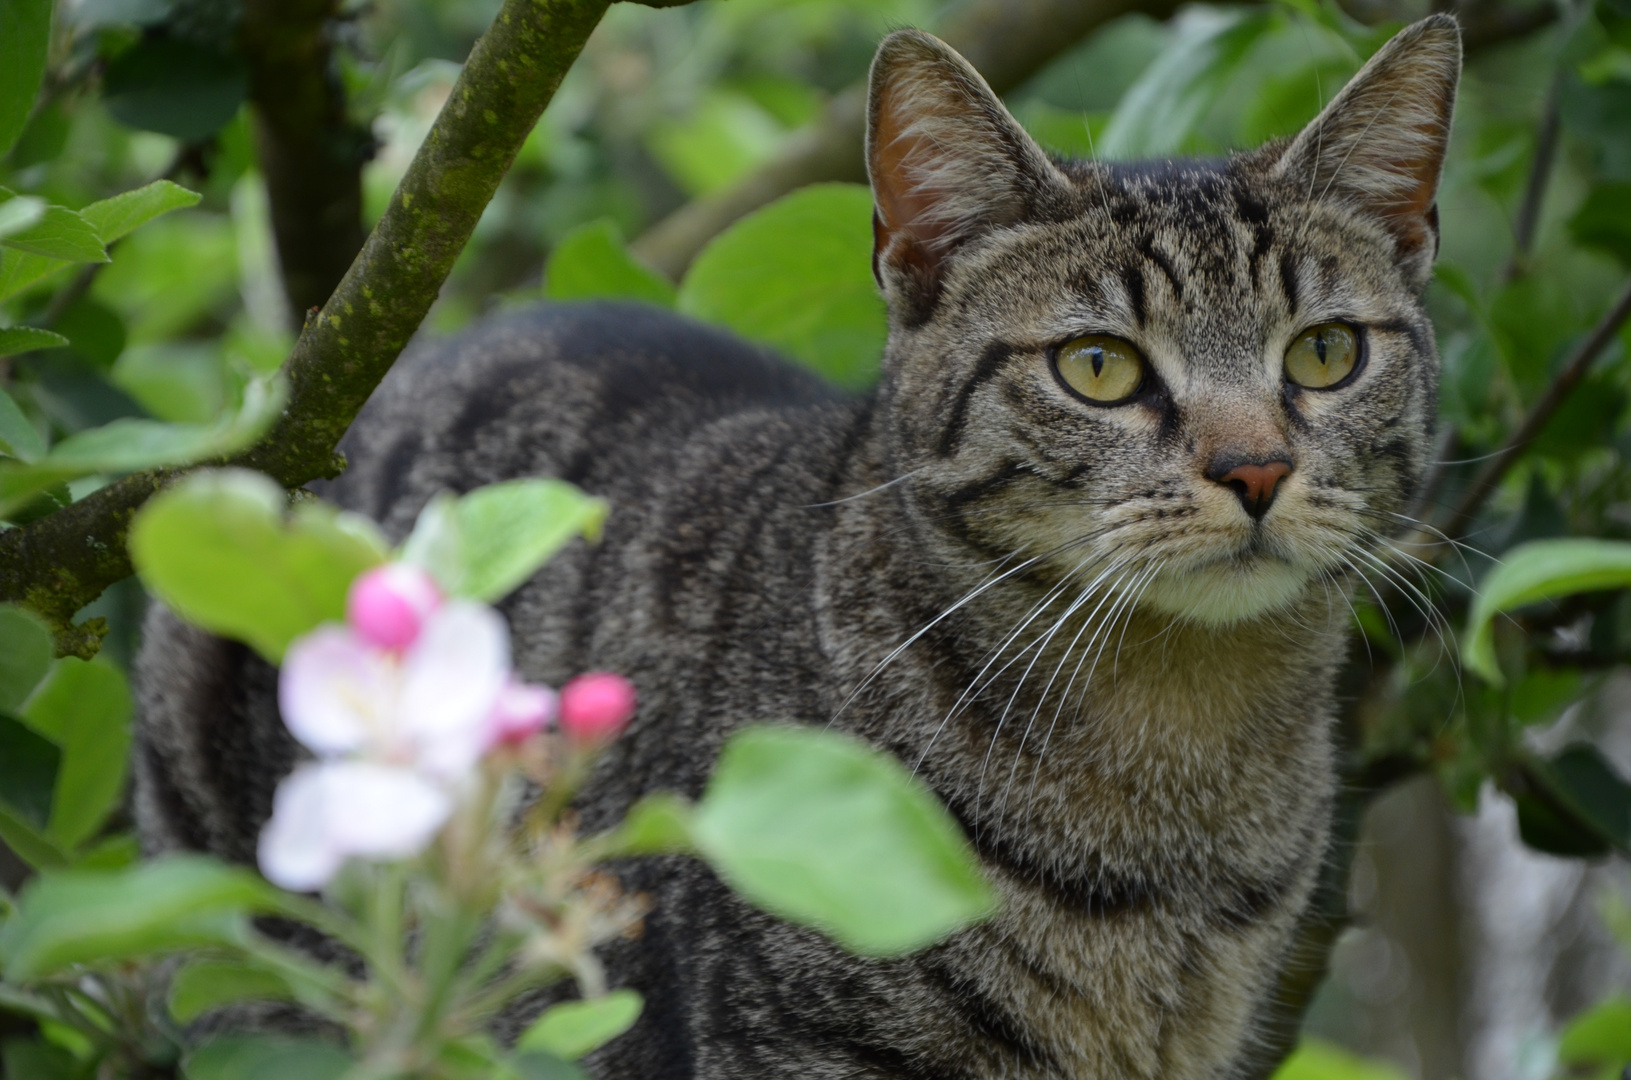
[1274, 14, 1461, 289]
[867, 29, 1067, 322]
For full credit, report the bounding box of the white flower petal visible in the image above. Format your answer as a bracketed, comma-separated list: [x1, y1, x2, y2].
[397, 602, 510, 751]
[258, 764, 345, 891]
[324, 762, 453, 859]
[278, 626, 396, 756]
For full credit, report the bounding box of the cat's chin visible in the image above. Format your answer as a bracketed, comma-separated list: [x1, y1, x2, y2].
[1137, 558, 1315, 627]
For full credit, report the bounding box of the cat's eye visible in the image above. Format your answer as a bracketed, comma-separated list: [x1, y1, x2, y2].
[1283, 322, 1360, 389]
[1054, 335, 1146, 404]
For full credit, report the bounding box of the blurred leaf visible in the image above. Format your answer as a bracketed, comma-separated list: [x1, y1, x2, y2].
[22, 660, 133, 848]
[1100, 7, 1279, 158]
[0, 181, 202, 304]
[691, 725, 997, 956]
[75, 832, 139, 869]
[169, 959, 297, 1023]
[603, 793, 696, 857]
[508, 1052, 591, 1080]
[0, 855, 274, 979]
[1557, 995, 1631, 1066]
[91, 209, 234, 344]
[1570, 181, 1631, 266]
[0, 387, 45, 460]
[71, 0, 170, 30]
[1269, 1039, 1409, 1079]
[0, 0, 51, 158]
[0, 195, 46, 240]
[79, 179, 203, 244]
[0, 197, 108, 263]
[0, 1037, 81, 1080]
[0, 327, 70, 361]
[543, 220, 675, 307]
[516, 990, 644, 1061]
[183, 1036, 352, 1080]
[1512, 744, 1631, 857]
[103, 35, 248, 141]
[1465, 539, 1631, 683]
[1239, 58, 1358, 145]
[450, 479, 607, 602]
[112, 342, 227, 423]
[0, 714, 60, 831]
[0, 604, 54, 710]
[0, 373, 287, 520]
[1011, 102, 1109, 158]
[1508, 667, 1583, 728]
[52, 296, 126, 370]
[678, 183, 884, 390]
[130, 469, 389, 663]
[647, 89, 787, 196]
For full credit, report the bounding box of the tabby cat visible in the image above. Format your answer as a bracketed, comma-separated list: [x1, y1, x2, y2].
[135, 15, 1461, 1079]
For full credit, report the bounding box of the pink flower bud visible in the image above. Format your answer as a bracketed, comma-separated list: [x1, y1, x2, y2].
[346, 564, 442, 651]
[559, 672, 636, 744]
[486, 678, 558, 748]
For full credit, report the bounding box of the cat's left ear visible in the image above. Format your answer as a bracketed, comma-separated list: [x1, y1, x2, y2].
[1275, 14, 1461, 287]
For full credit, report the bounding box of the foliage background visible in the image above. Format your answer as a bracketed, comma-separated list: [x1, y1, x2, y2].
[2, 0, 1631, 1076]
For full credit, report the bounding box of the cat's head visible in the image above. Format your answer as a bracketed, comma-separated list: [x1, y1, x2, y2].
[866, 17, 1459, 625]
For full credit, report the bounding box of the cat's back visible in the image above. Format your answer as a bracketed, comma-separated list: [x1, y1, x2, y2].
[322, 300, 853, 540]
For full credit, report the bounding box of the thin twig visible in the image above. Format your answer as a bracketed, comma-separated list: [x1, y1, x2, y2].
[1440, 277, 1631, 540]
[1502, 72, 1562, 282]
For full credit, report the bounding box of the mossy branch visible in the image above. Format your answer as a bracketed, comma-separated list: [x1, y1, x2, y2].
[0, 0, 614, 657]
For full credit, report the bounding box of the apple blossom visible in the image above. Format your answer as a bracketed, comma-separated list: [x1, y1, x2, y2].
[559, 672, 637, 744]
[347, 563, 443, 650]
[486, 678, 558, 747]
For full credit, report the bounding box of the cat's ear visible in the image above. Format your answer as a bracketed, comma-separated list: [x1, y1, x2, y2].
[1274, 14, 1461, 286]
[867, 29, 1068, 319]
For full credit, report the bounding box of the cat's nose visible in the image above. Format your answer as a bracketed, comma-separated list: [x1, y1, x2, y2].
[1205, 457, 1293, 520]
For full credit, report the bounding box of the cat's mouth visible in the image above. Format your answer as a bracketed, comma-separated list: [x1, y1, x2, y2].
[1136, 543, 1314, 626]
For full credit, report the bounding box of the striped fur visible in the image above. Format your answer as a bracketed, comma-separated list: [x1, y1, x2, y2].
[134, 18, 1460, 1079]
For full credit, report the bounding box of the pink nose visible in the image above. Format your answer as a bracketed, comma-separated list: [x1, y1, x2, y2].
[1207, 459, 1292, 520]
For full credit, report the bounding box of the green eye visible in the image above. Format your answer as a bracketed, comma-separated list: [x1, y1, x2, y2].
[1055, 335, 1145, 404]
[1284, 322, 1359, 389]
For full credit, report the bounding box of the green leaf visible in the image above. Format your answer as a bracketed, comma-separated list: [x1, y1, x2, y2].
[1, 1037, 81, 1080]
[0, 180, 203, 325]
[1569, 181, 1631, 267]
[1269, 1038, 1410, 1080]
[169, 959, 297, 1023]
[0, 196, 45, 240]
[690, 725, 997, 956]
[544, 220, 675, 307]
[0, 714, 60, 830]
[509, 1052, 592, 1080]
[602, 793, 697, 857]
[0, 387, 44, 461]
[449, 479, 607, 602]
[0, 604, 54, 710]
[22, 660, 133, 848]
[183, 1036, 352, 1080]
[517, 990, 644, 1061]
[0, 202, 108, 263]
[0, 326, 69, 361]
[79, 179, 203, 245]
[0, 804, 68, 870]
[1464, 539, 1631, 684]
[1508, 667, 1583, 728]
[1512, 745, 1631, 858]
[0, 373, 287, 520]
[646, 89, 787, 196]
[0, 0, 51, 158]
[103, 36, 248, 142]
[1100, 8, 1279, 158]
[0, 855, 275, 980]
[678, 183, 885, 391]
[1558, 995, 1631, 1065]
[130, 469, 389, 662]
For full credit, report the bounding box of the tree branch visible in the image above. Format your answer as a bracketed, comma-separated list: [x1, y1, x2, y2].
[1439, 277, 1631, 541]
[0, 0, 614, 656]
[1501, 72, 1561, 282]
[239, 0, 372, 320]
[629, 0, 1183, 280]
